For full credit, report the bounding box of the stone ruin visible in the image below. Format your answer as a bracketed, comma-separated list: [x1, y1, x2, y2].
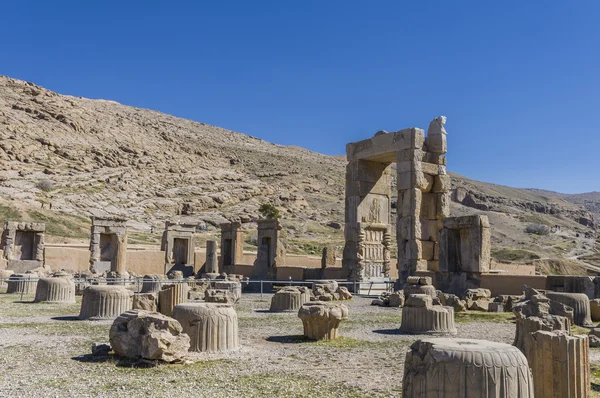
[343, 117, 450, 283]
[79, 285, 133, 320]
[34, 272, 75, 304]
[546, 291, 593, 326]
[270, 286, 311, 312]
[403, 338, 534, 397]
[399, 294, 456, 335]
[161, 220, 198, 275]
[253, 219, 286, 279]
[403, 276, 436, 298]
[89, 217, 128, 276]
[438, 215, 491, 293]
[202, 240, 219, 279]
[298, 301, 348, 341]
[311, 280, 352, 301]
[1, 221, 45, 272]
[158, 283, 188, 317]
[6, 272, 38, 294]
[220, 221, 244, 270]
[172, 302, 239, 353]
[109, 310, 190, 363]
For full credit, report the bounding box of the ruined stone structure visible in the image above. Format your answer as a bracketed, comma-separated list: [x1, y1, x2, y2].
[403, 276, 437, 298]
[79, 285, 133, 320]
[213, 281, 242, 302]
[298, 301, 348, 341]
[528, 331, 590, 398]
[203, 240, 219, 278]
[545, 292, 593, 326]
[6, 273, 38, 294]
[1, 221, 45, 272]
[161, 220, 197, 274]
[220, 222, 244, 270]
[89, 217, 128, 275]
[253, 219, 286, 279]
[270, 286, 307, 312]
[34, 276, 75, 303]
[344, 117, 450, 283]
[438, 215, 491, 292]
[140, 274, 165, 293]
[400, 294, 457, 335]
[513, 288, 572, 354]
[158, 283, 188, 317]
[172, 303, 239, 353]
[132, 292, 157, 311]
[403, 338, 534, 397]
[547, 275, 599, 299]
[0, 269, 14, 287]
[109, 310, 190, 363]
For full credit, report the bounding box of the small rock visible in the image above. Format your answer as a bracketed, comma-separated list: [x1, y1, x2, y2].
[91, 342, 111, 356]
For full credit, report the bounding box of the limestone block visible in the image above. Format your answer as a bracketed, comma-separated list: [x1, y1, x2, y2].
[213, 281, 242, 302]
[312, 280, 338, 297]
[397, 216, 421, 240]
[420, 193, 437, 220]
[404, 284, 436, 298]
[464, 288, 491, 300]
[6, 273, 38, 294]
[400, 295, 456, 335]
[133, 293, 157, 311]
[546, 292, 593, 326]
[109, 310, 190, 363]
[437, 292, 467, 312]
[297, 286, 313, 302]
[270, 287, 306, 312]
[528, 331, 589, 398]
[140, 274, 165, 293]
[389, 291, 405, 307]
[79, 285, 133, 320]
[158, 283, 188, 317]
[488, 302, 504, 312]
[437, 193, 451, 219]
[335, 286, 352, 300]
[432, 175, 450, 193]
[421, 241, 435, 261]
[469, 299, 490, 312]
[34, 277, 76, 303]
[204, 289, 235, 304]
[298, 301, 348, 341]
[167, 270, 184, 280]
[590, 298, 600, 322]
[172, 302, 239, 353]
[403, 338, 534, 397]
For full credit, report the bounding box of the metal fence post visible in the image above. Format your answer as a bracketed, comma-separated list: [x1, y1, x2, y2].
[260, 280, 263, 299]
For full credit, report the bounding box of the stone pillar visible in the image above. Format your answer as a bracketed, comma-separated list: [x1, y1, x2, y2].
[399, 295, 456, 335]
[158, 283, 188, 317]
[270, 287, 306, 312]
[205, 240, 219, 274]
[254, 219, 286, 279]
[528, 331, 590, 398]
[114, 233, 127, 275]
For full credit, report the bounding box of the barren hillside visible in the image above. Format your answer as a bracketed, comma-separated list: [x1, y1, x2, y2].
[0, 75, 598, 271]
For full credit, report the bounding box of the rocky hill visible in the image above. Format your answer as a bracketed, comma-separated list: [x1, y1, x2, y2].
[0, 75, 599, 271]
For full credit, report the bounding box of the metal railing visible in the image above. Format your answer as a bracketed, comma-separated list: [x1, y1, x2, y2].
[0, 276, 395, 298]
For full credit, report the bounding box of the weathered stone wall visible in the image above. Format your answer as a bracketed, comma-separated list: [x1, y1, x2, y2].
[161, 220, 197, 267]
[220, 222, 244, 269]
[2, 221, 45, 271]
[89, 217, 128, 274]
[253, 219, 286, 279]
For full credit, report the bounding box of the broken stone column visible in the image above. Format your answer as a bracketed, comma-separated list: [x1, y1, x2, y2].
[6, 273, 38, 294]
[204, 289, 235, 304]
[270, 287, 307, 312]
[513, 289, 572, 353]
[158, 283, 188, 317]
[140, 274, 165, 293]
[546, 292, 593, 326]
[0, 269, 14, 287]
[132, 293, 158, 311]
[204, 240, 219, 277]
[109, 310, 190, 363]
[528, 331, 590, 398]
[79, 285, 133, 320]
[403, 338, 534, 397]
[34, 276, 76, 303]
[172, 302, 239, 353]
[403, 276, 437, 298]
[400, 294, 457, 335]
[298, 301, 348, 341]
[213, 281, 241, 302]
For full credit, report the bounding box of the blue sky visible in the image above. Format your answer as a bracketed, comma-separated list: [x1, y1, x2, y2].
[1, 1, 599, 193]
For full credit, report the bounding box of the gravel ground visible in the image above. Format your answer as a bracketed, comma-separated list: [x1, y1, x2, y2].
[0, 290, 595, 397]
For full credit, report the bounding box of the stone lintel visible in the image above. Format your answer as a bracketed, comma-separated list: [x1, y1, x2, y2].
[346, 128, 425, 161]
